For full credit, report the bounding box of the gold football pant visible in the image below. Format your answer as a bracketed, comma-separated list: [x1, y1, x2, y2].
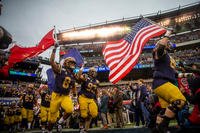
[14, 115, 22, 123]
[49, 92, 73, 123]
[40, 106, 50, 122]
[4, 115, 15, 125]
[21, 107, 33, 122]
[154, 82, 186, 108]
[78, 95, 98, 118]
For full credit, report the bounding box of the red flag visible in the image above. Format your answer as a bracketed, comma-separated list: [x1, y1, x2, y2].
[103, 18, 166, 84]
[0, 64, 10, 77]
[8, 45, 38, 65]
[9, 29, 55, 64]
[36, 29, 55, 55]
[0, 45, 38, 77]
[0, 29, 55, 77]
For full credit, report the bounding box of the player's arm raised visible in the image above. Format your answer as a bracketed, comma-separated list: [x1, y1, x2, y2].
[50, 46, 61, 74]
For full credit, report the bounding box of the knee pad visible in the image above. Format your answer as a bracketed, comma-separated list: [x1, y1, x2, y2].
[172, 100, 185, 111]
[169, 100, 186, 113]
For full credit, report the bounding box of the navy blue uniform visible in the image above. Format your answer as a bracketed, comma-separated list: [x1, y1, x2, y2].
[79, 75, 98, 99]
[41, 92, 51, 108]
[54, 69, 76, 95]
[152, 53, 176, 89]
[22, 92, 35, 110]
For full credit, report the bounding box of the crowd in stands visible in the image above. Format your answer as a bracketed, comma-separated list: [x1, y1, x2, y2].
[73, 29, 200, 54]
[171, 30, 200, 44]
[0, 81, 40, 98]
[83, 48, 200, 68]
[73, 30, 200, 68]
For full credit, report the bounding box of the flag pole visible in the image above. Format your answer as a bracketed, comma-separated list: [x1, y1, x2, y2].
[53, 26, 61, 63]
[54, 26, 59, 46]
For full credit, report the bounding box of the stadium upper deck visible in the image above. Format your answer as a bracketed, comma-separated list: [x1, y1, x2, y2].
[57, 2, 200, 45]
[2, 2, 200, 83]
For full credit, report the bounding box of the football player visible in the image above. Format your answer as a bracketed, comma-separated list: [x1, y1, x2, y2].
[77, 67, 99, 133]
[152, 32, 186, 132]
[48, 46, 78, 133]
[21, 83, 37, 131]
[39, 85, 51, 133]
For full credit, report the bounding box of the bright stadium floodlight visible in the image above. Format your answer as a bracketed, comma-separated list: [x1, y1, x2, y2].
[61, 25, 130, 41]
[95, 26, 129, 37]
[175, 13, 194, 23]
[93, 41, 106, 44]
[159, 18, 171, 27]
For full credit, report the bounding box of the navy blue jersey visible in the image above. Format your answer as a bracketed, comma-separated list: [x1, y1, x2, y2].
[22, 91, 35, 109]
[41, 92, 51, 108]
[152, 53, 176, 89]
[79, 75, 98, 99]
[54, 69, 76, 95]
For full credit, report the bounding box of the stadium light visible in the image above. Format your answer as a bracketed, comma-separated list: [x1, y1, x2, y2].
[175, 13, 194, 23]
[61, 25, 130, 41]
[159, 18, 171, 26]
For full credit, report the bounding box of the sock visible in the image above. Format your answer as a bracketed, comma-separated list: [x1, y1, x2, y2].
[28, 122, 31, 129]
[42, 127, 45, 130]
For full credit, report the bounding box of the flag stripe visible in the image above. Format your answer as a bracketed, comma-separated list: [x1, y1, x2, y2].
[104, 41, 128, 59]
[102, 39, 124, 55]
[104, 26, 156, 65]
[106, 43, 130, 68]
[110, 28, 166, 80]
[103, 18, 167, 83]
[110, 28, 166, 83]
[109, 25, 160, 75]
[104, 41, 130, 61]
[109, 27, 159, 70]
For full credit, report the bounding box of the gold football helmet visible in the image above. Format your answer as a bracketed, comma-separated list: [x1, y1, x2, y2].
[63, 57, 76, 70]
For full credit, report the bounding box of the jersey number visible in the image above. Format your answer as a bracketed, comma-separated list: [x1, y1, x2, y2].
[63, 77, 71, 89]
[87, 83, 97, 94]
[25, 95, 33, 102]
[45, 95, 51, 102]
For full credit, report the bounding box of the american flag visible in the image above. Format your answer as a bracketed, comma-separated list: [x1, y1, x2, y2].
[103, 18, 167, 84]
